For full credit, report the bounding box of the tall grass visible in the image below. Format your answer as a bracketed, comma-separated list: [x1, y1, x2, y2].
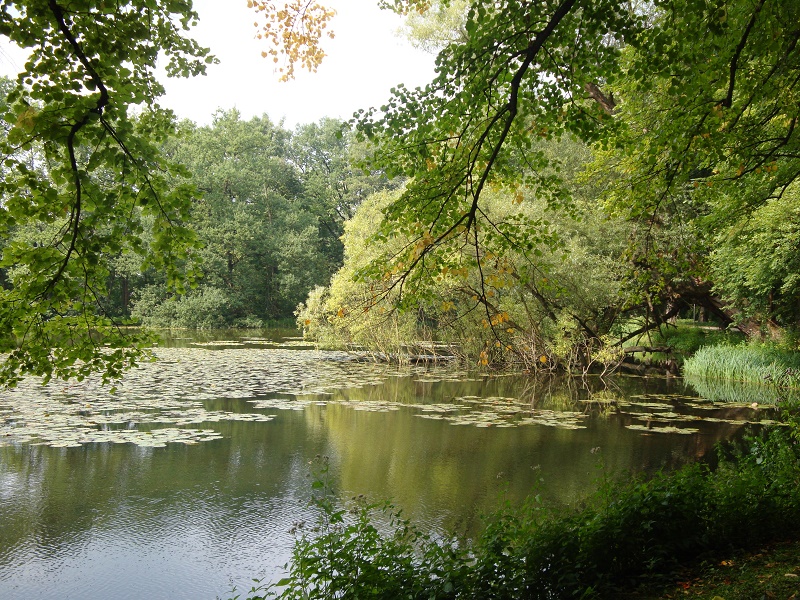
[683, 344, 800, 389]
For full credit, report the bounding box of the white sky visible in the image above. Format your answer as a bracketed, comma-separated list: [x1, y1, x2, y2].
[0, 0, 436, 128]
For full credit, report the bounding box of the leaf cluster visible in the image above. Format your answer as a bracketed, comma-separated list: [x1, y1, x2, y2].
[249, 0, 336, 81]
[0, 0, 212, 385]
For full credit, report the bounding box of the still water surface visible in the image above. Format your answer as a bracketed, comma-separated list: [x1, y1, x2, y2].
[0, 331, 778, 599]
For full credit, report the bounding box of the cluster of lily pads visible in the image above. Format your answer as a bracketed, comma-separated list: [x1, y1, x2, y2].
[413, 396, 587, 429]
[185, 337, 317, 350]
[0, 346, 445, 449]
[1, 343, 780, 449]
[586, 392, 781, 435]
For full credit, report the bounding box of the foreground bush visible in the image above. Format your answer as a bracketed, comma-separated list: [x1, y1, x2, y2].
[233, 423, 800, 600]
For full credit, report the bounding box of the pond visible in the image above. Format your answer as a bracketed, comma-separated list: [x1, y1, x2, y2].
[0, 330, 783, 599]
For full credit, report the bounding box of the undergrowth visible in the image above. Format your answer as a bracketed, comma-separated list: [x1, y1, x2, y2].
[653, 322, 743, 355]
[625, 321, 744, 366]
[230, 421, 800, 600]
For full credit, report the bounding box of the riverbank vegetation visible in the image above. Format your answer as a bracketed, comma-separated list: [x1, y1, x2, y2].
[685, 344, 800, 389]
[293, 0, 800, 377]
[232, 420, 800, 600]
[2, 1, 800, 598]
[127, 112, 394, 329]
[3, 0, 800, 383]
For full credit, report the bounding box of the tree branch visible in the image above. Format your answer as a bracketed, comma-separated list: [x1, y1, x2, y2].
[39, 1, 112, 298]
[721, 0, 766, 108]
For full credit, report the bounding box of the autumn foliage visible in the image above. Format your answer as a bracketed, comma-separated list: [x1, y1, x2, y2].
[248, 0, 434, 80]
[249, 0, 336, 80]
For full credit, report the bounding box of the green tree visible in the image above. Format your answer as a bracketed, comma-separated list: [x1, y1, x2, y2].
[570, 0, 800, 338]
[344, 0, 800, 356]
[132, 110, 335, 328]
[288, 118, 396, 277]
[353, 0, 639, 322]
[297, 187, 426, 355]
[710, 186, 800, 328]
[399, 0, 469, 53]
[0, 1, 214, 385]
[301, 136, 632, 370]
[0, 0, 343, 384]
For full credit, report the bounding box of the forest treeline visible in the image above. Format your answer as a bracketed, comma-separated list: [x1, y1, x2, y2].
[123, 111, 394, 328]
[1, 0, 799, 383]
[0, 86, 392, 330]
[2, 71, 798, 371]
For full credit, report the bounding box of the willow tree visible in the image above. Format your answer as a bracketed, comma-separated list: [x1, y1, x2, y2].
[347, 0, 640, 364]
[349, 0, 800, 356]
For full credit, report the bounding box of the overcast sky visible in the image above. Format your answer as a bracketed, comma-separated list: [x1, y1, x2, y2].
[0, 0, 436, 128]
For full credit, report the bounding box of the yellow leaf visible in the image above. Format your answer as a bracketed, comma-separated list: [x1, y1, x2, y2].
[15, 106, 37, 131]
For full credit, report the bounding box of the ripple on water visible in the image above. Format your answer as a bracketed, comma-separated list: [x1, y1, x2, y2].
[0, 479, 319, 600]
[0, 344, 777, 599]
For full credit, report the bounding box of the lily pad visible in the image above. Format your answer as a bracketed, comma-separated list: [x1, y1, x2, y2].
[625, 424, 700, 434]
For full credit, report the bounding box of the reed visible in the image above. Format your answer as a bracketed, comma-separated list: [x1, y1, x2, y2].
[683, 344, 800, 390]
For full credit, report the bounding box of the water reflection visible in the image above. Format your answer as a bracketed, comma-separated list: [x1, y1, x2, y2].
[0, 336, 780, 600]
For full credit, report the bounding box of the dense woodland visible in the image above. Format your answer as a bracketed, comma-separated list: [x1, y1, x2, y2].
[118, 111, 392, 328]
[0, 97, 393, 330]
[0, 0, 798, 384]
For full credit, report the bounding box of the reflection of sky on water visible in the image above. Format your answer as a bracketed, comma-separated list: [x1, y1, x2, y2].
[0, 333, 781, 600]
[0, 441, 317, 600]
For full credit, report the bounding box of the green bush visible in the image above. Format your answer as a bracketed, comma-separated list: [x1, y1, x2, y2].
[656, 324, 743, 355]
[626, 322, 744, 365]
[132, 286, 234, 329]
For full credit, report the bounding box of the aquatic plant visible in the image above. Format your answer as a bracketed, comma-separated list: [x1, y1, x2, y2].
[683, 344, 800, 390]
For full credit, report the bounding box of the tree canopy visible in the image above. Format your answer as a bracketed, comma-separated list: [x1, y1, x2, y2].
[0, 0, 216, 385]
[298, 0, 800, 367]
[129, 112, 390, 329]
[0, 0, 384, 385]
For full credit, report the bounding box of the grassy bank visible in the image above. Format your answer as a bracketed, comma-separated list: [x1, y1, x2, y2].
[684, 344, 800, 389]
[622, 320, 744, 368]
[234, 422, 800, 600]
